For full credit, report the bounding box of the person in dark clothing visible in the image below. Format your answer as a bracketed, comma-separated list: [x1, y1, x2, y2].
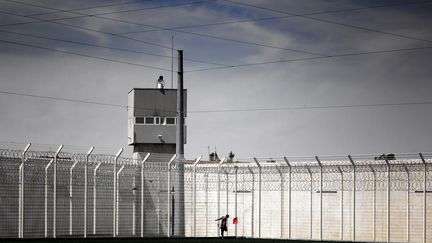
[215, 214, 229, 237]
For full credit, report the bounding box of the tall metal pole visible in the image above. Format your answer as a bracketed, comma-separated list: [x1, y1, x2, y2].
[348, 155, 356, 242]
[44, 159, 54, 238]
[283, 157, 292, 239]
[167, 154, 176, 238]
[337, 166, 344, 241]
[419, 153, 427, 243]
[69, 160, 79, 235]
[217, 158, 226, 236]
[193, 156, 202, 237]
[315, 156, 323, 241]
[19, 143, 30, 238]
[84, 146, 94, 238]
[113, 148, 123, 237]
[306, 166, 313, 240]
[384, 157, 391, 243]
[93, 162, 101, 235]
[140, 153, 150, 237]
[175, 49, 185, 236]
[53, 144, 63, 238]
[253, 158, 262, 238]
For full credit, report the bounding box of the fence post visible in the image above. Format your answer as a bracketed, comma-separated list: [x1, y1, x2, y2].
[384, 156, 391, 243]
[93, 162, 101, 235]
[276, 167, 283, 239]
[53, 144, 63, 238]
[403, 165, 410, 242]
[283, 157, 292, 239]
[235, 165, 238, 237]
[247, 166, 255, 238]
[315, 156, 323, 241]
[44, 159, 54, 238]
[167, 154, 176, 238]
[348, 155, 356, 242]
[84, 146, 94, 238]
[113, 148, 123, 237]
[369, 165, 376, 241]
[69, 160, 79, 235]
[306, 166, 313, 240]
[253, 158, 262, 238]
[419, 153, 427, 243]
[19, 143, 31, 238]
[337, 166, 343, 240]
[205, 171, 208, 237]
[116, 165, 125, 236]
[193, 156, 202, 237]
[217, 158, 226, 237]
[140, 153, 150, 237]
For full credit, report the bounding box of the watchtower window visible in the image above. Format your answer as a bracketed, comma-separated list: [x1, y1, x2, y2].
[165, 117, 176, 125]
[145, 117, 154, 124]
[136, 117, 144, 124]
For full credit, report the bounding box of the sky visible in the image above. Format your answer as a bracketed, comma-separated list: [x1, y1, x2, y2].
[0, 0, 431, 160]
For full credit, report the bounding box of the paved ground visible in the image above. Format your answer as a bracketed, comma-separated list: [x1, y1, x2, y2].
[2, 237, 372, 243]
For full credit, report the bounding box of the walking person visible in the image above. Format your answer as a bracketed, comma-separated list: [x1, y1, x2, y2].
[216, 214, 229, 238]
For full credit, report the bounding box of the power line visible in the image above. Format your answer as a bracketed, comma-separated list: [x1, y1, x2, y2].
[0, 0, 327, 57]
[117, 0, 432, 34]
[25, 0, 143, 17]
[0, 39, 172, 71]
[224, 0, 432, 44]
[0, 29, 231, 67]
[186, 45, 432, 72]
[1, 90, 432, 115]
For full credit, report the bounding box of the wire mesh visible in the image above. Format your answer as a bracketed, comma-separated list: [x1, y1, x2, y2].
[0, 148, 431, 243]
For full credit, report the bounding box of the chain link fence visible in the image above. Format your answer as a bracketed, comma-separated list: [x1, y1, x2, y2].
[0, 147, 431, 243]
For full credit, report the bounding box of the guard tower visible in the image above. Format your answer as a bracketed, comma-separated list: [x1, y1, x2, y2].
[128, 86, 187, 160]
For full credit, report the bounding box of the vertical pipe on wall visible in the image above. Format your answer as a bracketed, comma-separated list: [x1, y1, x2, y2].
[84, 146, 94, 238]
[44, 159, 54, 238]
[53, 145, 63, 238]
[167, 154, 176, 238]
[113, 148, 123, 237]
[348, 155, 356, 242]
[253, 158, 262, 238]
[283, 157, 292, 239]
[140, 153, 150, 237]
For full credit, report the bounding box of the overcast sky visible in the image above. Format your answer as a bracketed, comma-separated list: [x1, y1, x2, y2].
[0, 0, 431, 159]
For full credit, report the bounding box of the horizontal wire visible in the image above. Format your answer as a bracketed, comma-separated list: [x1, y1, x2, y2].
[224, 0, 432, 44]
[0, 0, 326, 57]
[0, 39, 172, 71]
[0, 29, 230, 67]
[186, 45, 432, 72]
[1, 89, 432, 115]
